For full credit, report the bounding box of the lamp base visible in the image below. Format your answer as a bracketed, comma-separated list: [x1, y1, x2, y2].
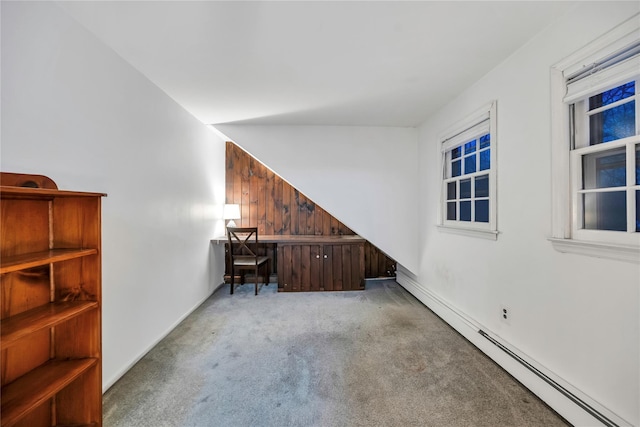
[226, 219, 237, 228]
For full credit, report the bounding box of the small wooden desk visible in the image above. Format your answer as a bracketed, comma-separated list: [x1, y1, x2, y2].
[212, 235, 365, 292]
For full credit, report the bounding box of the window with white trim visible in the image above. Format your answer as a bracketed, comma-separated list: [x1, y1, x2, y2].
[440, 102, 497, 239]
[550, 14, 640, 261]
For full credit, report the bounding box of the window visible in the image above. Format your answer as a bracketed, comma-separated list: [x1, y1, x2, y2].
[439, 101, 497, 240]
[550, 14, 640, 261]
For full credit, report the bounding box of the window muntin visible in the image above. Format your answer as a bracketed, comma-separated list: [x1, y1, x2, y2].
[444, 133, 491, 224]
[570, 78, 639, 243]
[440, 102, 496, 237]
[550, 15, 640, 261]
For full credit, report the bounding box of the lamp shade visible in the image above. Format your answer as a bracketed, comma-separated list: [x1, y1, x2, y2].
[223, 204, 241, 220]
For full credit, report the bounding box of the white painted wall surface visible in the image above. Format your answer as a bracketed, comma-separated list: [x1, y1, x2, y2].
[215, 124, 419, 274]
[410, 3, 639, 426]
[1, 1, 227, 390]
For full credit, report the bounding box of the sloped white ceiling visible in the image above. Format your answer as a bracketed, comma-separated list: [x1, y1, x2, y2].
[56, 1, 576, 127]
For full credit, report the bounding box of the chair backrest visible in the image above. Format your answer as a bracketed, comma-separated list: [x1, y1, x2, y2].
[227, 227, 260, 258]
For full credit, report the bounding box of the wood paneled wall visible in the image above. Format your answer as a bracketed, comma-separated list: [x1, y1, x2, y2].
[225, 141, 395, 278]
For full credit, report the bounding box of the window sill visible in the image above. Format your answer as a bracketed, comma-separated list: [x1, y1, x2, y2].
[437, 225, 498, 241]
[548, 238, 639, 263]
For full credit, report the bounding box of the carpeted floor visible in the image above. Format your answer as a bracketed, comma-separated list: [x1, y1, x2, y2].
[103, 280, 570, 426]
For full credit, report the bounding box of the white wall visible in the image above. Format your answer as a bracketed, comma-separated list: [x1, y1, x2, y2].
[1, 1, 227, 390]
[404, 3, 639, 426]
[215, 124, 419, 273]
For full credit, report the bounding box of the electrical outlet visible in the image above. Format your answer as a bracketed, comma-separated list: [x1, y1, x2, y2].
[500, 305, 511, 324]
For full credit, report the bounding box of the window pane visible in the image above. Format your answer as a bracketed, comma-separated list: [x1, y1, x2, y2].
[447, 182, 456, 200]
[451, 146, 462, 159]
[637, 190, 640, 232]
[465, 155, 476, 174]
[589, 101, 635, 145]
[460, 179, 472, 199]
[447, 202, 456, 220]
[480, 149, 490, 171]
[452, 160, 461, 177]
[460, 201, 471, 221]
[464, 140, 476, 154]
[479, 134, 490, 149]
[583, 191, 626, 231]
[475, 200, 489, 223]
[636, 145, 640, 185]
[589, 81, 635, 110]
[582, 147, 626, 189]
[475, 175, 489, 197]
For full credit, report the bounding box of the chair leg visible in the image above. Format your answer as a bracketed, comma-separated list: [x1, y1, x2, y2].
[230, 266, 234, 295]
[254, 265, 258, 295]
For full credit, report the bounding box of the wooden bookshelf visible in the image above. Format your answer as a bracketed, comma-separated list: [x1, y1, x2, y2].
[0, 172, 105, 427]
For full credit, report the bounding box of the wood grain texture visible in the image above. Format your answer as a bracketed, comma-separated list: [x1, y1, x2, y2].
[1, 176, 103, 426]
[225, 141, 395, 278]
[0, 172, 58, 190]
[1, 358, 98, 427]
[1, 302, 98, 351]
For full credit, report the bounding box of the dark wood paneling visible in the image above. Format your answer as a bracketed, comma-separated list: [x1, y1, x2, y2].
[225, 141, 395, 279]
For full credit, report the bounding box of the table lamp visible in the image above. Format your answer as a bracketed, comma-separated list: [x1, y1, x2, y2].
[223, 204, 241, 228]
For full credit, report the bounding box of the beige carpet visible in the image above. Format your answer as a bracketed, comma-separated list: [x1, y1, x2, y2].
[103, 280, 569, 427]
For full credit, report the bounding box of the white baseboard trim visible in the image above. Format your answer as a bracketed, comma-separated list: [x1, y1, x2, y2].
[102, 283, 225, 393]
[395, 268, 631, 427]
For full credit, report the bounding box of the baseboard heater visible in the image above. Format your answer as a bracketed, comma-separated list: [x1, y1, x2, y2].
[478, 330, 618, 427]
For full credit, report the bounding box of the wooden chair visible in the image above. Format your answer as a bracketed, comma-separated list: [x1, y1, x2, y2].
[227, 227, 270, 295]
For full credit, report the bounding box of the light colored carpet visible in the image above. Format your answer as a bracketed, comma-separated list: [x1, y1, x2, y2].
[103, 280, 569, 426]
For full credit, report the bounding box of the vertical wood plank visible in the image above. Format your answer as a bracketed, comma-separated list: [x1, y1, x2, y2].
[310, 245, 322, 291]
[265, 169, 275, 235]
[273, 174, 284, 235]
[297, 192, 307, 235]
[249, 157, 258, 227]
[225, 142, 234, 205]
[282, 184, 291, 235]
[300, 245, 311, 291]
[276, 245, 284, 291]
[232, 145, 243, 216]
[291, 245, 301, 291]
[256, 160, 267, 234]
[322, 209, 332, 236]
[364, 242, 372, 277]
[282, 246, 292, 291]
[240, 147, 250, 228]
[342, 244, 352, 291]
[370, 246, 379, 277]
[305, 199, 315, 235]
[323, 246, 333, 291]
[330, 217, 339, 236]
[314, 205, 324, 236]
[356, 243, 365, 289]
[332, 245, 343, 291]
[290, 189, 300, 235]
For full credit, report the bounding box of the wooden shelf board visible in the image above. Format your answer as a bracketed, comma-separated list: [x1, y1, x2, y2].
[0, 186, 106, 199]
[1, 358, 98, 427]
[0, 248, 98, 274]
[1, 301, 99, 351]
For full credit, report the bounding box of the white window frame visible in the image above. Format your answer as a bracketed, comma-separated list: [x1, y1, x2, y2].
[550, 14, 640, 263]
[438, 101, 498, 240]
